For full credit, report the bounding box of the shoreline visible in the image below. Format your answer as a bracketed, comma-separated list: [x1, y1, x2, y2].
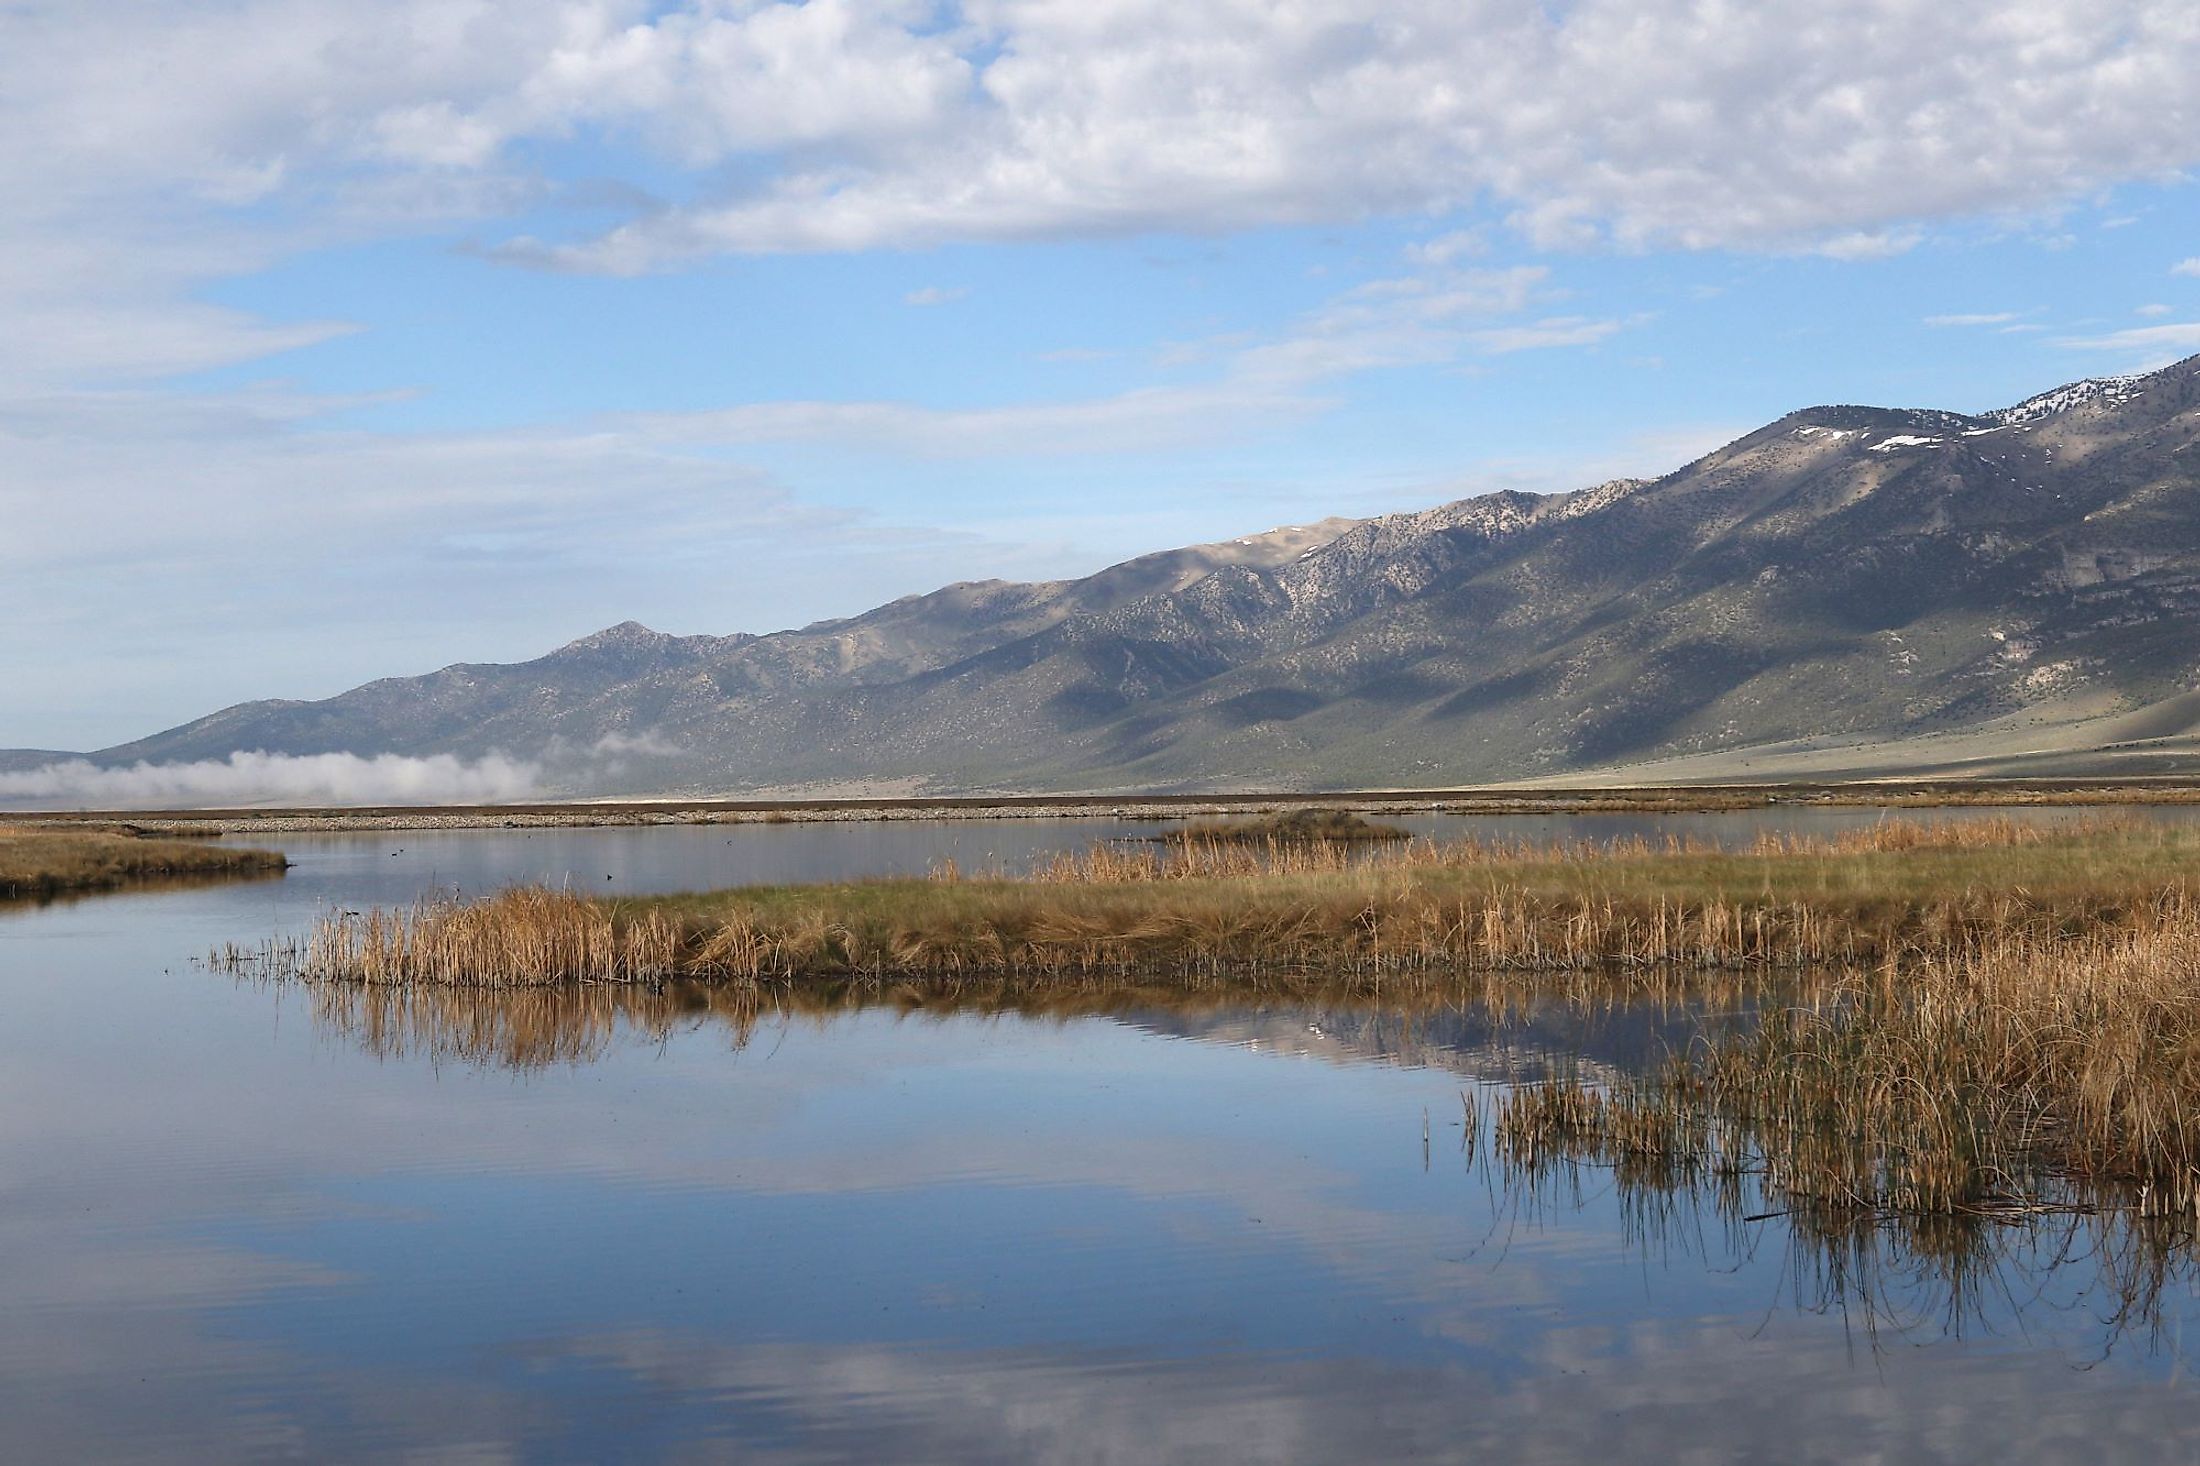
[16, 777, 2200, 834]
[0, 824, 288, 901]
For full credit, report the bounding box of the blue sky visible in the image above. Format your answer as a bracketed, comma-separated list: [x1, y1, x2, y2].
[5, 0, 2200, 750]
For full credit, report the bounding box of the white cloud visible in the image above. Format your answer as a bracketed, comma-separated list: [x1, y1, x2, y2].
[2054, 321, 2200, 365]
[2136, 303, 2174, 317]
[0, 751, 544, 808]
[1466, 316, 1625, 355]
[0, 381, 1003, 747]
[0, 228, 1622, 748]
[619, 261, 1615, 457]
[0, 389, 828, 579]
[485, 0, 2200, 270]
[1430, 423, 1748, 501]
[0, 731, 709, 806]
[1405, 229, 1489, 267]
[2172, 258, 2200, 277]
[7, 1, 2198, 290]
[903, 285, 970, 306]
[1814, 229, 1924, 262]
[1924, 312, 2020, 327]
[625, 384, 1319, 458]
[7, 0, 2186, 747]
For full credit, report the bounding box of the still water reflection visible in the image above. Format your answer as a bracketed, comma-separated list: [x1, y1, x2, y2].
[4, 812, 2199, 1462]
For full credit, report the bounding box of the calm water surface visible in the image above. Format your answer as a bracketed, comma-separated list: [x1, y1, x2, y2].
[5, 809, 2200, 1462]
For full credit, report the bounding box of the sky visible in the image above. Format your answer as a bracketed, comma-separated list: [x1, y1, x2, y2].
[5, 0, 2200, 752]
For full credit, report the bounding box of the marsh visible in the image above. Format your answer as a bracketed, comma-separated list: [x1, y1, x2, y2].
[10, 807, 2200, 1462]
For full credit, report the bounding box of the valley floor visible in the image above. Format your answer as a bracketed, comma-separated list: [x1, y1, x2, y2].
[18, 777, 2200, 833]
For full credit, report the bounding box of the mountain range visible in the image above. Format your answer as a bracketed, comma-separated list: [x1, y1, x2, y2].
[19, 354, 2200, 797]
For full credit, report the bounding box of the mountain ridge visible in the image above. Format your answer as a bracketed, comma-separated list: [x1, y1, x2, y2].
[17, 357, 2200, 797]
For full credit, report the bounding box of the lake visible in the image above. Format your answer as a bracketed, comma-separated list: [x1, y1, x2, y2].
[4, 808, 2198, 1462]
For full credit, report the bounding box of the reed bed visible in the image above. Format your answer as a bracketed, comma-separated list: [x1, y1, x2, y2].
[1173, 809, 1409, 843]
[1497, 904, 2200, 1226]
[0, 823, 286, 900]
[249, 814, 2200, 989]
[302, 885, 682, 987]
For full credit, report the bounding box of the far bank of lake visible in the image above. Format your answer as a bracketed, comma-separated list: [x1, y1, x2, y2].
[19, 775, 2200, 835]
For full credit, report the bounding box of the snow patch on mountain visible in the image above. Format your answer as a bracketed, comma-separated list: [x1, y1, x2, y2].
[1985, 374, 2149, 428]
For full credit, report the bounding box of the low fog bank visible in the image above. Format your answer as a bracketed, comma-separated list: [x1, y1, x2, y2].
[0, 740, 685, 810]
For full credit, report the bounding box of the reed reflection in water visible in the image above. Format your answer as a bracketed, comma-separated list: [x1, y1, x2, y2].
[295, 966, 1757, 1077]
[1491, 1085, 2200, 1360]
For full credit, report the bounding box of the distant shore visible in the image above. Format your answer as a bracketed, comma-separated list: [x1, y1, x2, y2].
[12, 778, 2200, 834]
[0, 824, 288, 900]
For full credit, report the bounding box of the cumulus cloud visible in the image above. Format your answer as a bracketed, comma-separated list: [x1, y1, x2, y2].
[7, 1, 2200, 291]
[483, 0, 2200, 269]
[0, 751, 545, 809]
[2173, 258, 2200, 277]
[1924, 312, 2020, 327]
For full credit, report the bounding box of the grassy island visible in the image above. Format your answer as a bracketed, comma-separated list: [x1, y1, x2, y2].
[262, 815, 2198, 988]
[1, 823, 287, 901]
[1172, 809, 1410, 843]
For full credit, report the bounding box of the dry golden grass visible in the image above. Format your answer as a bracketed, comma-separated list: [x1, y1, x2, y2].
[258, 814, 2195, 988]
[0, 823, 286, 899]
[299, 885, 682, 987]
[1497, 907, 2200, 1226]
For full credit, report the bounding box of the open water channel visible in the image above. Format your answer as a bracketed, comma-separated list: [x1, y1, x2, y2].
[4, 807, 2199, 1462]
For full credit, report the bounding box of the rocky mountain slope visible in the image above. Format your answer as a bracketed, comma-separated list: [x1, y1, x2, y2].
[31, 357, 2200, 794]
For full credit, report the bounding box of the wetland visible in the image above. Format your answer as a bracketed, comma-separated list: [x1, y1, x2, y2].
[9, 804, 2200, 1461]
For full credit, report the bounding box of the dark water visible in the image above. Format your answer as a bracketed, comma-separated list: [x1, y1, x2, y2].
[5, 809, 2200, 1463]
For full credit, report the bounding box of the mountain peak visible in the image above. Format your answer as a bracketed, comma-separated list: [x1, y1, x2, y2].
[563, 620, 668, 652]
